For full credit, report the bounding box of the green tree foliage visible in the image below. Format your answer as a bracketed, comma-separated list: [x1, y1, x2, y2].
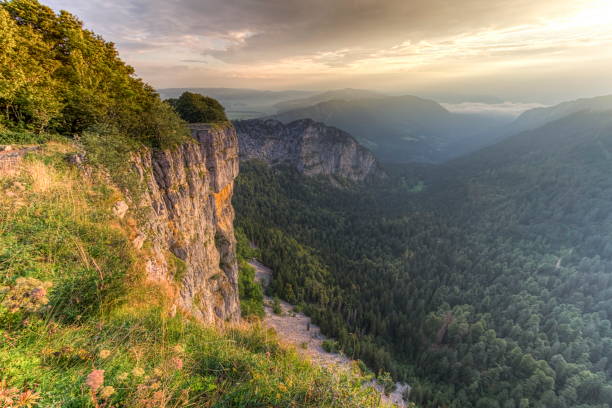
[0, 0, 187, 148]
[236, 228, 264, 318]
[167, 92, 228, 124]
[234, 138, 612, 408]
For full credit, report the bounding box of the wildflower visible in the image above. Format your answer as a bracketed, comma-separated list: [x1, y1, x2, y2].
[171, 357, 183, 371]
[150, 382, 160, 390]
[99, 386, 115, 399]
[99, 349, 111, 359]
[116, 372, 129, 381]
[85, 370, 105, 392]
[1, 277, 52, 313]
[172, 344, 184, 354]
[131, 367, 145, 377]
[152, 391, 164, 402]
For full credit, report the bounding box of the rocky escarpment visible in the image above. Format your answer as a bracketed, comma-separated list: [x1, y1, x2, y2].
[234, 119, 386, 182]
[132, 123, 240, 324]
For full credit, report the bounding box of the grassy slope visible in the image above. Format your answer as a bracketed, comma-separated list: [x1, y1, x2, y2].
[0, 141, 385, 407]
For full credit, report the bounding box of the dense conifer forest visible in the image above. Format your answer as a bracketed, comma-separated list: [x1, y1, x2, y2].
[234, 111, 612, 407]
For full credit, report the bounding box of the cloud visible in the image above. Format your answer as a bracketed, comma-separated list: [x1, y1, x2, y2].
[43, 0, 612, 101]
[180, 59, 209, 64]
[45, 0, 593, 64]
[442, 102, 548, 117]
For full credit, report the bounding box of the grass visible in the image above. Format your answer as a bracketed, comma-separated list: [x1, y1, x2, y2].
[0, 139, 388, 407]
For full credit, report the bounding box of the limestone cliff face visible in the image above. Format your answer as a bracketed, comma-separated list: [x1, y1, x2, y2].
[132, 123, 240, 324]
[234, 119, 386, 182]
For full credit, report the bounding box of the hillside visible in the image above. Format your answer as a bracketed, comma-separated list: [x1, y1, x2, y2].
[270, 96, 503, 163]
[505, 95, 612, 136]
[234, 118, 387, 182]
[233, 110, 612, 407]
[0, 141, 387, 407]
[0, 1, 391, 406]
[437, 110, 612, 248]
[273, 88, 383, 112]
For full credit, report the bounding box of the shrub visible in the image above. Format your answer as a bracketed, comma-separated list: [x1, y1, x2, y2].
[272, 297, 282, 315]
[321, 339, 340, 353]
[238, 260, 264, 318]
[167, 92, 228, 124]
[0, 130, 51, 145]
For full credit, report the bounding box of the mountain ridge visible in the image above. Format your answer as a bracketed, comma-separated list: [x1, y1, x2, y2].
[270, 95, 503, 163]
[505, 94, 612, 136]
[234, 118, 387, 182]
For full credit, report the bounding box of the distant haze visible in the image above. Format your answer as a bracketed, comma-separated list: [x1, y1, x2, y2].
[44, 0, 612, 103]
[441, 102, 548, 118]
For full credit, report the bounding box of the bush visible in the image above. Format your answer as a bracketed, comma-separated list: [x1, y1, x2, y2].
[167, 92, 228, 124]
[321, 339, 340, 353]
[238, 260, 264, 318]
[0, 130, 51, 145]
[272, 297, 282, 315]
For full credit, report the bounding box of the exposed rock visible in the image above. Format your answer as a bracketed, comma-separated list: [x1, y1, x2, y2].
[233, 119, 386, 182]
[112, 201, 129, 219]
[132, 233, 146, 250]
[1, 145, 13, 152]
[67, 152, 85, 166]
[132, 123, 240, 324]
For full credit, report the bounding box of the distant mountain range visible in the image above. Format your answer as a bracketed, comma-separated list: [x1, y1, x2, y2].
[272, 88, 384, 112]
[270, 95, 510, 163]
[160, 87, 612, 166]
[504, 95, 612, 136]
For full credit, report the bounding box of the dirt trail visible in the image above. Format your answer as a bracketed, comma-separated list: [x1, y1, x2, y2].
[249, 259, 409, 407]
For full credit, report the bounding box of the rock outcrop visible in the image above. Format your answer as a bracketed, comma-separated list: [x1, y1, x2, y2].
[132, 123, 240, 324]
[234, 119, 386, 182]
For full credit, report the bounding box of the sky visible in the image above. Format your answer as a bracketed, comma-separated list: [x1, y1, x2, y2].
[44, 0, 612, 103]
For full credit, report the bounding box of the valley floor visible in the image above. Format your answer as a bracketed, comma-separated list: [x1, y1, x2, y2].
[249, 260, 410, 407]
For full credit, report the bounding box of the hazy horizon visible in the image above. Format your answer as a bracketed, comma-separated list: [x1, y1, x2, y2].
[43, 0, 612, 104]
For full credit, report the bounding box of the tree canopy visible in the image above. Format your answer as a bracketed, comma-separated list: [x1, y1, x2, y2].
[234, 114, 612, 408]
[0, 0, 187, 148]
[167, 92, 228, 124]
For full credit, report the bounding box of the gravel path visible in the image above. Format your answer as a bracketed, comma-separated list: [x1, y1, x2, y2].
[249, 259, 409, 407]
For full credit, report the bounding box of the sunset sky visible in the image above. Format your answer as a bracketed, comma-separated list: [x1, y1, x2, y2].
[45, 0, 612, 103]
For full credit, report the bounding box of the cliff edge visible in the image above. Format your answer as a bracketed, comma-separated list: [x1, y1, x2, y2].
[133, 123, 240, 323]
[234, 118, 386, 182]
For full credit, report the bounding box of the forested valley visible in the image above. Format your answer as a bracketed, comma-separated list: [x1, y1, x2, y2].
[233, 111, 612, 408]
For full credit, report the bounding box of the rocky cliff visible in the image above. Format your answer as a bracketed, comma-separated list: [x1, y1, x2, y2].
[131, 123, 240, 324]
[233, 119, 386, 182]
